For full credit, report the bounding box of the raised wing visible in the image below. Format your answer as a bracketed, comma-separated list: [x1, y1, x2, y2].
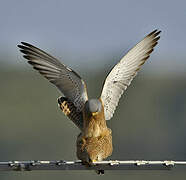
[18, 42, 88, 111]
[101, 29, 161, 120]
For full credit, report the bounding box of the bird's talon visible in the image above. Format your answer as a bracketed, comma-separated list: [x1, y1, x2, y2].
[96, 169, 105, 175]
[92, 160, 97, 163]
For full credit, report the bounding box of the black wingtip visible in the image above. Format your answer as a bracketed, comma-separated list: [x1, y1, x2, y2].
[21, 42, 31, 47]
[21, 41, 26, 45]
[148, 29, 157, 36]
[23, 55, 31, 60]
[154, 30, 161, 37]
[19, 49, 27, 54]
[17, 44, 23, 48]
[147, 29, 161, 37]
[153, 29, 158, 33]
[18, 42, 29, 49]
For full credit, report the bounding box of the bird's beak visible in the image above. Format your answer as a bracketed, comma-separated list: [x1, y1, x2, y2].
[92, 112, 99, 116]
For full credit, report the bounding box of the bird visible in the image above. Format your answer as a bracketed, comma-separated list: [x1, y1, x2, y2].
[18, 29, 161, 173]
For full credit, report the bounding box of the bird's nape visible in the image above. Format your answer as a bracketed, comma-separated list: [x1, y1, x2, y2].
[84, 99, 102, 114]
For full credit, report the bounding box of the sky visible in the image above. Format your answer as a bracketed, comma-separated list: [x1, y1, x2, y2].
[0, 0, 186, 73]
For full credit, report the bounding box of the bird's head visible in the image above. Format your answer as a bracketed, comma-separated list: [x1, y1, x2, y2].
[84, 99, 102, 116]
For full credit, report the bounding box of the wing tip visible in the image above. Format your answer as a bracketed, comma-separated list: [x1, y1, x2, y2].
[17, 42, 32, 52]
[147, 29, 161, 38]
[17, 42, 29, 48]
[20, 41, 32, 47]
[17, 44, 22, 48]
[101, 29, 162, 121]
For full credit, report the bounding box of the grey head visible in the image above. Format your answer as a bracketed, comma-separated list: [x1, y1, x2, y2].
[84, 99, 102, 114]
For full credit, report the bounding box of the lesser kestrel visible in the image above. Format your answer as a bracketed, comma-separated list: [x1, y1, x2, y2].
[18, 29, 161, 173]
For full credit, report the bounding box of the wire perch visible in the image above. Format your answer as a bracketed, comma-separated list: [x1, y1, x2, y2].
[0, 160, 186, 172]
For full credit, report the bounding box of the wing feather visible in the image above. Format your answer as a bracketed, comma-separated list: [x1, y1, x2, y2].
[58, 96, 83, 131]
[18, 42, 88, 111]
[101, 30, 161, 120]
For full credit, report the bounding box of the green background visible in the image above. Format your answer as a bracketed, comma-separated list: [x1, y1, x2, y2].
[0, 65, 186, 179]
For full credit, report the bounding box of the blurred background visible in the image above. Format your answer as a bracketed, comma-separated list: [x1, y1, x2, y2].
[0, 0, 186, 179]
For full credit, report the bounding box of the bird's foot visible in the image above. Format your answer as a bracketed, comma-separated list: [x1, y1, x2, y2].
[81, 160, 105, 175]
[92, 160, 105, 175]
[96, 169, 105, 175]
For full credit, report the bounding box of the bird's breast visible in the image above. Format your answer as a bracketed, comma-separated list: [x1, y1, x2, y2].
[84, 121, 101, 138]
[83, 114, 107, 138]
